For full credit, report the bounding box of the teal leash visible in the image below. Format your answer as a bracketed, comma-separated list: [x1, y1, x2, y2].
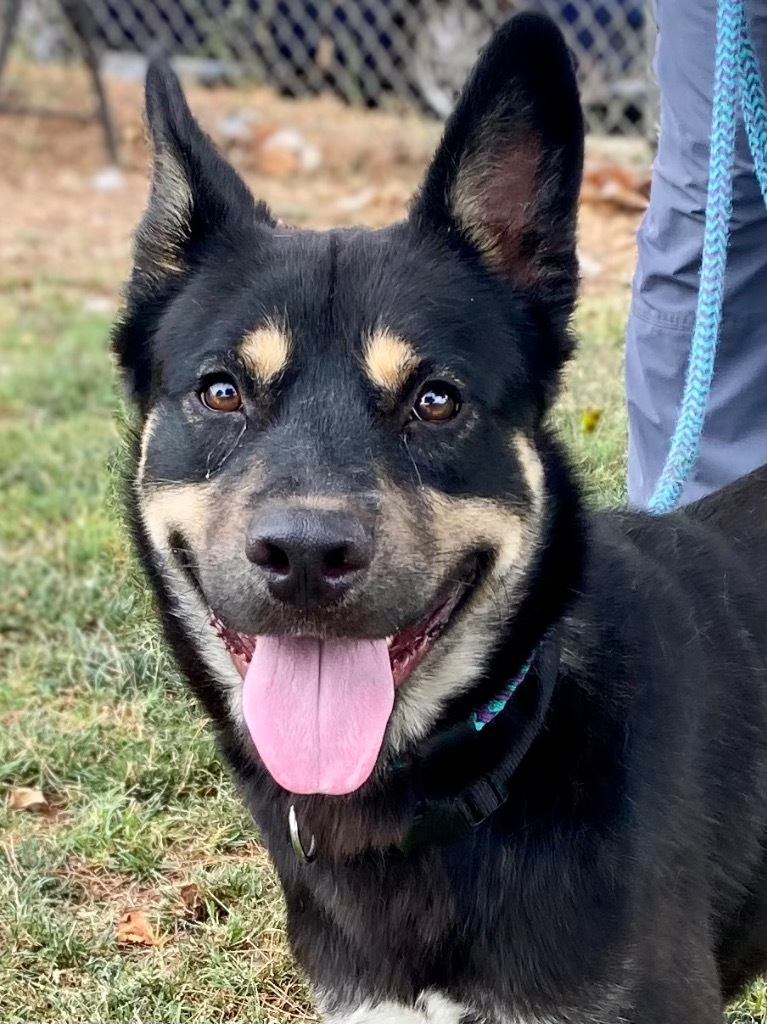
[471, 654, 535, 730]
[647, 0, 767, 515]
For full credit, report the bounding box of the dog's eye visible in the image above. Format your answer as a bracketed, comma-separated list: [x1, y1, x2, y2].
[413, 381, 462, 423]
[200, 379, 242, 413]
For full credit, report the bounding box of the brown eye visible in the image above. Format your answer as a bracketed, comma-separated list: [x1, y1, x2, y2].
[201, 379, 242, 412]
[413, 381, 462, 423]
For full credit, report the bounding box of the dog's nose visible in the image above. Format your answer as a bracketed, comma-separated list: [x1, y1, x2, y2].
[246, 507, 374, 608]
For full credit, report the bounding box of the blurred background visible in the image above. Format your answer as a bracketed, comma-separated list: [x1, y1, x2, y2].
[11, 4, 750, 1024]
[0, 0, 654, 305]
[4, 0, 652, 128]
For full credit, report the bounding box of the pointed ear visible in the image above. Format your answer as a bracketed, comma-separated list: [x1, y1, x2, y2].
[131, 59, 273, 299]
[410, 13, 584, 328]
[114, 60, 274, 404]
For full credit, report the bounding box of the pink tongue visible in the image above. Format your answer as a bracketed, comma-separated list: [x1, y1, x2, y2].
[242, 636, 394, 796]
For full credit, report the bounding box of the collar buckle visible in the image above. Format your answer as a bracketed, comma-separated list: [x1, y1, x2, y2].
[459, 776, 507, 828]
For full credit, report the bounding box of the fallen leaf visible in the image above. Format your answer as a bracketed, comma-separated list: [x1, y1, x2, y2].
[117, 909, 156, 947]
[256, 128, 322, 177]
[178, 882, 229, 923]
[261, 149, 299, 177]
[8, 787, 48, 812]
[584, 162, 637, 192]
[581, 407, 603, 434]
[180, 883, 204, 917]
[581, 162, 650, 212]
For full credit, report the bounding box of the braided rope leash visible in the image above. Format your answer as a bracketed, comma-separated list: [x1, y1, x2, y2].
[470, 654, 534, 730]
[738, 4, 767, 208]
[647, 0, 767, 515]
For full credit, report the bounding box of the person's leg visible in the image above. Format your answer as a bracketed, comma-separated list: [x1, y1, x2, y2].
[625, 0, 767, 507]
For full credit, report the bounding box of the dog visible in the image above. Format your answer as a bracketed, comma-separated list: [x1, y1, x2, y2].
[113, 13, 767, 1022]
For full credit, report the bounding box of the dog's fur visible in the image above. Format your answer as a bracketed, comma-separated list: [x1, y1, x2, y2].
[113, 14, 767, 1022]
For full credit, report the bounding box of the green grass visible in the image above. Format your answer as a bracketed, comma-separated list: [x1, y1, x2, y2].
[1, 291, 765, 1022]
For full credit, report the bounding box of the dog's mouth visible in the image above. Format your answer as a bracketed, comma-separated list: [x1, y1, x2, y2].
[183, 544, 479, 798]
[209, 565, 475, 687]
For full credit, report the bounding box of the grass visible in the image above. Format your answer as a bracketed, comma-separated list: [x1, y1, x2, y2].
[1, 289, 765, 1022]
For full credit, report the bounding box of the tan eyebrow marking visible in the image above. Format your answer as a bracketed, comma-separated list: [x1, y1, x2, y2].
[239, 322, 292, 383]
[362, 329, 420, 392]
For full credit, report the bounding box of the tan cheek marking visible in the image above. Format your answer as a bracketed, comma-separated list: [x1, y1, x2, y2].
[240, 322, 292, 384]
[377, 436, 544, 592]
[137, 479, 247, 723]
[379, 477, 543, 751]
[139, 482, 217, 553]
[363, 329, 419, 393]
[512, 432, 545, 513]
[136, 408, 161, 488]
[423, 489, 526, 570]
[382, 443, 547, 749]
[375, 477, 531, 584]
[386, 490, 533, 750]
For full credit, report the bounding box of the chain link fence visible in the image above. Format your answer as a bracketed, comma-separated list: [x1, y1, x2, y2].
[11, 0, 653, 135]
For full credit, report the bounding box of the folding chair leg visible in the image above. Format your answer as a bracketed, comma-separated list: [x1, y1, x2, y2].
[0, 0, 24, 83]
[61, 0, 120, 164]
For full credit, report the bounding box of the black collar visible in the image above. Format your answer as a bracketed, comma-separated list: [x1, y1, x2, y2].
[396, 634, 561, 854]
[286, 635, 561, 864]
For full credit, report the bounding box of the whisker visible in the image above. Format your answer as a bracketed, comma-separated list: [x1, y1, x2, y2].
[402, 436, 423, 489]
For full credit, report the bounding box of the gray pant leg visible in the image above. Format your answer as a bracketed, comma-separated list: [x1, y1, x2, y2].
[625, 0, 767, 507]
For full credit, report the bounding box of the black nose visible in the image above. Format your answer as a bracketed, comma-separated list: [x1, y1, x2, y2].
[246, 507, 374, 608]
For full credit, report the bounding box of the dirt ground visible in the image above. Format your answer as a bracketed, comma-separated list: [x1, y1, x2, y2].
[0, 61, 648, 307]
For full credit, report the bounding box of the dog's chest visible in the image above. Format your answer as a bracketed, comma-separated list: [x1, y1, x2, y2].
[320, 991, 536, 1024]
[322, 992, 470, 1023]
[322, 992, 619, 1024]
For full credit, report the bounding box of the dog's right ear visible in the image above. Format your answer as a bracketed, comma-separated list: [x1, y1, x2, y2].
[114, 61, 273, 404]
[130, 60, 272, 299]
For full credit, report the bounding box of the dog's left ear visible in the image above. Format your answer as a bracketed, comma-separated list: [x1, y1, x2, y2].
[410, 12, 584, 331]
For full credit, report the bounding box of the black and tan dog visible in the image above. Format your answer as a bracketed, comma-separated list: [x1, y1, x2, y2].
[113, 13, 767, 1022]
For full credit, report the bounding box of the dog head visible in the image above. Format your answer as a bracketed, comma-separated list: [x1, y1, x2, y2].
[114, 13, 583, 797]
